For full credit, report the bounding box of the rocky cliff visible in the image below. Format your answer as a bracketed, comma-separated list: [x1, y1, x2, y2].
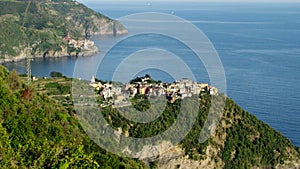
[100, 94, 300, 168]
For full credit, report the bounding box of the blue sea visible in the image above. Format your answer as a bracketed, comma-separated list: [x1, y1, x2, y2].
[3, 2, 300, 146]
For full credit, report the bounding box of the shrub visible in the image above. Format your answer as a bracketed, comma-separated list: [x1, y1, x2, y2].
[50, 71, 63, 78]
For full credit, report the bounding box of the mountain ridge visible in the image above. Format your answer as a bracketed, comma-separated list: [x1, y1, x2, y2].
[0, 0, 127, 63]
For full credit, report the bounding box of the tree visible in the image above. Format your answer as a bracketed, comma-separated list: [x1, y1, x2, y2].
[145, 74, 151, 78]
[8, 70, 21, 90]
[50, 71, 63, 78]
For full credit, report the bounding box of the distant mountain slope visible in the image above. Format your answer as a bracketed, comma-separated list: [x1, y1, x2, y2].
[0, 0, 127, 62]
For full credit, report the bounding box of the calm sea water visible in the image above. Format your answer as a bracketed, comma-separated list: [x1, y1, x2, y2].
[3, 2, 300, 146]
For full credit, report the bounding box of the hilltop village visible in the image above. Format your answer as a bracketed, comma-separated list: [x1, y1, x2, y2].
[63, 36, 95, 51]
[89, 75, 218, 107]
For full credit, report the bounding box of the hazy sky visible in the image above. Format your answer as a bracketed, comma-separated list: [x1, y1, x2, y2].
[77, 0, 300, 3]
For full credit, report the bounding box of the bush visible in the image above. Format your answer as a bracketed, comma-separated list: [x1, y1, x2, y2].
[50, 71, 63, 78]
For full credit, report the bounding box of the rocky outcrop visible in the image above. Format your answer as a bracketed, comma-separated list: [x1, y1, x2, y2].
[57, 2, 128, 37]
[129, 141, 300, 169]
[87, 16, 128, 36]
[126, 141, 223, 169]
[0, 44, 99, 64]
[157, 144, 223, 169]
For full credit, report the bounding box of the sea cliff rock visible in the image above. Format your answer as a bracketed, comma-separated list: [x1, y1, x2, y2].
[0, 44, 99, 63]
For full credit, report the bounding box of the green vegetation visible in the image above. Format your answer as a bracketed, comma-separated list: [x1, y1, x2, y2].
[130, 74, 159, 84]
[50, 71, 63, 78]
[131, 94, 151, 112]
[32, 74, 74, 113]
[0, 0, 126, 60]
[97, 91, 300, 167]
[0, 67, 299, 168]
[219, 99, 299, 168]
[99, 89, 300, 168]
[101, 99, 181, 138]
[180, 95, 300, 168]
[0, 66, 147, 168]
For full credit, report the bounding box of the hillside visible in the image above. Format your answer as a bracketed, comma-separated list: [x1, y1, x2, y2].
[0, 67, 299, 168]
[0, 0, 127, 63]
[33, 71, 300, 168]
[0, 66, 146, 168]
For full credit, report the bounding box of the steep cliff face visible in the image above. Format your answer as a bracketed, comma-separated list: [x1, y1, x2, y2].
[0, 0, 127, 63]
[50, 0, 128, 36]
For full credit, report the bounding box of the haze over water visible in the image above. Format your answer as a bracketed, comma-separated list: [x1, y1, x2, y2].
[3, 2, 300, 146]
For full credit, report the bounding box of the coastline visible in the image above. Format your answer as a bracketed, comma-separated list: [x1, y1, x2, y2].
[0, 44, 99, 64]
[0, 0, 128, 64]
[0, 30, 128, 64]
